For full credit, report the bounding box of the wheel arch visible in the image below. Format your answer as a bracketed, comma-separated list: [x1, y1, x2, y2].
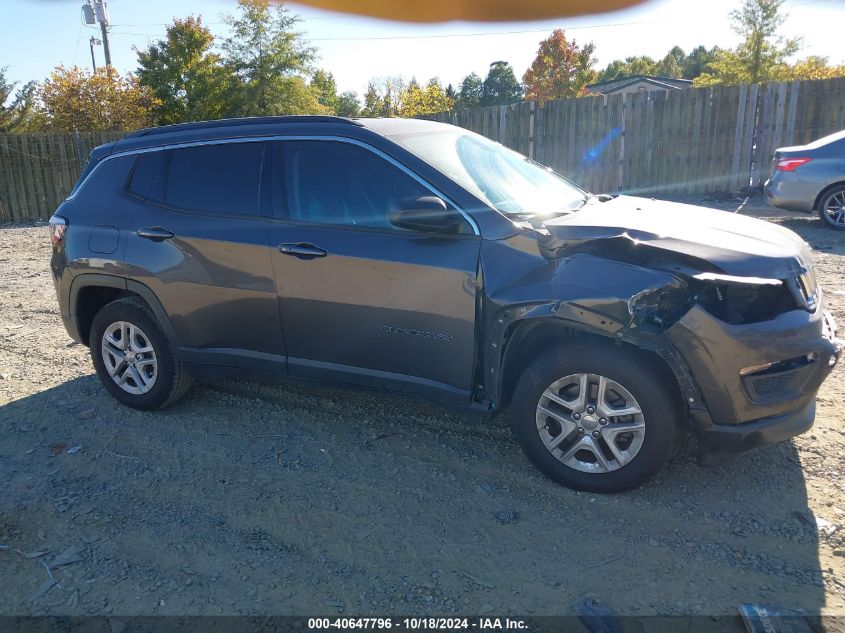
[813, 180, 845, 211]
[494, 315, 687, 422]
[70, 274, 180, 349]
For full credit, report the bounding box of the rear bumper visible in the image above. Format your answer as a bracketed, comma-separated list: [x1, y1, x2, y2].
[763, 176, 818, 213]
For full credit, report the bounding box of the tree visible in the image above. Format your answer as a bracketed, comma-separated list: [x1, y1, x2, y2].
[780, 56, 845, 81]
[596, 56, 658, 82]
[38, 66, 158, 132]
[310, 69, 339, 112]
[695, 0, 799, 85]
[336, 91, 361, 117]
[361, 83, 385, 117]
[682, 46, 720, 79]
[596, 46, 720, 83]
[480, 61, 522, 106]
[223, 0, 321, 115]
[522, 29, 597, 102]
[0, 67, 37, 132]
[360, 77, 405, 117]
[397, 78, 454, 116]
[655, 46, 685, 78]
[456, 72, 483, 108]
[136, 17, 234, 125]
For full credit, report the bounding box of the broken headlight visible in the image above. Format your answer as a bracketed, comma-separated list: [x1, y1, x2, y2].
[693, 274, 798, 325]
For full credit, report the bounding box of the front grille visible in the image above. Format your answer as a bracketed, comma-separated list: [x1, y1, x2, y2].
[741, 355, 816, 403]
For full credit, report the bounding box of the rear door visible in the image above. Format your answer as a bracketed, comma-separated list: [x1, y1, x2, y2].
[269, 139, 481, 402]
[123, 140, 285, 370]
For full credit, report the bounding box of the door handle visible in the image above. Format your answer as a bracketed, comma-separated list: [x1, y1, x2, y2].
[278, 242, 328, 259]
[137, 227, 174, 242]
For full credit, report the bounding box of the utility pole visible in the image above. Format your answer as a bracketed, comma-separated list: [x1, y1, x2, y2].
[89, 37, 102, 73]
[82, 0, 111, 69]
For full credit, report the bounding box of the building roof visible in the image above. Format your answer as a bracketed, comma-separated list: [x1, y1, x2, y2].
[586, 75, 693, 94]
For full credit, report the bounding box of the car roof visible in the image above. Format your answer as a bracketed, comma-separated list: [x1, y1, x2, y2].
[108, 115, 457, 156]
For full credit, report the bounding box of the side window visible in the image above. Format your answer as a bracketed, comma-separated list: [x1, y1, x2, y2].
[283, 140, 465, 231]
[163, 142, 265, 216]
[127, 152, 162, 199]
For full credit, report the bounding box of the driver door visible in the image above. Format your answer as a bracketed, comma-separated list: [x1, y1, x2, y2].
[268, 139, 481, 403]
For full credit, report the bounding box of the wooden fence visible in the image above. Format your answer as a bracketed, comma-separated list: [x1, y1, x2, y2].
[0, 132, 122, 223]
[430, 77, 845, 196]
[1, 77, 844, 222]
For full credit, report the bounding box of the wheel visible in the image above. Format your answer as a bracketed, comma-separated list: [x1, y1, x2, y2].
[509, 342, 677, 492]
[817, 185, 845, 230]
[89, 296, 192, 410]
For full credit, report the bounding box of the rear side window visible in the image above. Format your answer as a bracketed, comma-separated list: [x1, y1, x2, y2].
[127, 152, 162, 199]
[163, 142, 265, 216]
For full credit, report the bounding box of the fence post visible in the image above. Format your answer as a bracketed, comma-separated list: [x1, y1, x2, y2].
[528, 101, 536, 159]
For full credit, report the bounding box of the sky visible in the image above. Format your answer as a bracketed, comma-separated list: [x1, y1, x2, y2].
[2, 0, 844, 97]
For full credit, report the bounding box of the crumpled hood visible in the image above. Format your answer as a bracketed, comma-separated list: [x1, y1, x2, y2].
[537, 195, 813, 279]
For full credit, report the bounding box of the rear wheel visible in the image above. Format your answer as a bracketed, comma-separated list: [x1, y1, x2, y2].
[817, 185, 845, 230]
[90, 297, 192, 410]
[510, 343, 677, 492]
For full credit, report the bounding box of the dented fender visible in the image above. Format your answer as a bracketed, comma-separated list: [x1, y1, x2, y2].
[479, 237, 693, 406]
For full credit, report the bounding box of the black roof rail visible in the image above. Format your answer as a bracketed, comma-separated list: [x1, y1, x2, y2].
[125, 115, 363, 139]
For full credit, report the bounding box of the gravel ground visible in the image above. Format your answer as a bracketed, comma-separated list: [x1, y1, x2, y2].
[1, 195, 844, 625]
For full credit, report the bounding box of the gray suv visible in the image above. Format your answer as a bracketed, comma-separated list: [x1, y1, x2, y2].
[50, 116, 841, 492]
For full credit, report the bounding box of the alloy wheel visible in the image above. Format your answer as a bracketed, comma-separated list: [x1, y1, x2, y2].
[823, 190, 845, 226]
[535, 373, 646, 473]
[100, 321, 158, 395]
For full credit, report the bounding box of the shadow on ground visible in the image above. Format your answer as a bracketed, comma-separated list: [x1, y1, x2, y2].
[0, 372, 826, 627]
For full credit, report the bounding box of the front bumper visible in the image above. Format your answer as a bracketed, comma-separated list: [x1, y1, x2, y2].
[668, 306, 841, 454]
[696, 399, 816, 457]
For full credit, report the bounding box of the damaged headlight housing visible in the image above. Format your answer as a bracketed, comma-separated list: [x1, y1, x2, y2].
[692, 272, 802, 325]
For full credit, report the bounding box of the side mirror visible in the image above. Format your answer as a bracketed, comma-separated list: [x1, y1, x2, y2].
[389, 196, 462, 233]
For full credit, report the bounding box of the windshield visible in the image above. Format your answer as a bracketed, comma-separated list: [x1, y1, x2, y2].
[391, 129, 589, 218]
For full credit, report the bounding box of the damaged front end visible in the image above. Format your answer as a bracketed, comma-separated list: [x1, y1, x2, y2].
[484, 199, 841, 456]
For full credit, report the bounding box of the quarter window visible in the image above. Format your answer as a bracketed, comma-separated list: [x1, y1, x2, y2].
[283, 140, 462, 231]
[127, 152, 162, 199]
[163, 142, 265, 216]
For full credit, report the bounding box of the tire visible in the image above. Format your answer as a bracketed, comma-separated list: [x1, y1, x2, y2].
[817, 184, 845, 230]
[89, 296, 192, 410]
[509, 342, 677, 493]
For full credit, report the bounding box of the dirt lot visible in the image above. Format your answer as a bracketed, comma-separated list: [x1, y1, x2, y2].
[2, 196, 845, 625]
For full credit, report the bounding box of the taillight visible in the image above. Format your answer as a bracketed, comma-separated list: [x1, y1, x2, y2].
[49, 215, 67, 247]
[775, 157, 812, 172]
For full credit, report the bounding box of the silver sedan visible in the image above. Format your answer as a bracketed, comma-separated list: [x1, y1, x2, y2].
[764, 130, 845, 230]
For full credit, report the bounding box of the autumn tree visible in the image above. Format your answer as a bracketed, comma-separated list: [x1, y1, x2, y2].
[522, 29, 596, 102]
[778, 56, 845, 81]
[136, 16, 234, 125]
[480, 61, 522, 106]
[223, 0, 321, 115]
[38, 66, 158, 132]
[0, 67, 38, 132]
[456, 72, 483, 108]
[397, 78, 454, 116]
[695, 0, 799, 85]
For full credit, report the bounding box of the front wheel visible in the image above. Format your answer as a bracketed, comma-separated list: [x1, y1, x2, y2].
[817, 185, 845, 230]
[510, 343, 677, 492]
